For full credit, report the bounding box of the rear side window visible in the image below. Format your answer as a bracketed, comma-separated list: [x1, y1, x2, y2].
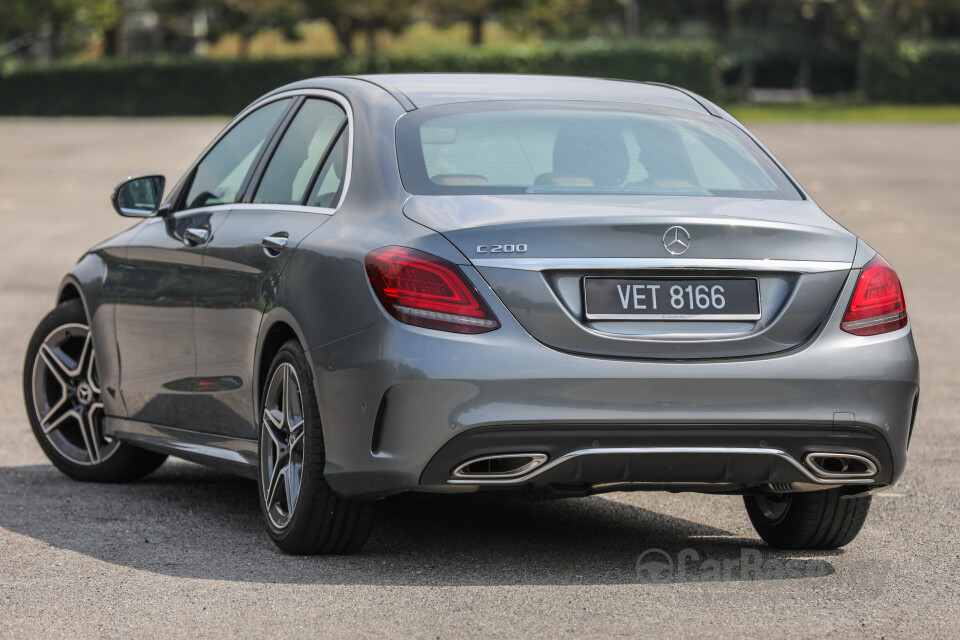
[307, 131, 348, 208]
[183, 99, 289, 210]
[396, 102, 801, 200]
[254, 99, 346, 206]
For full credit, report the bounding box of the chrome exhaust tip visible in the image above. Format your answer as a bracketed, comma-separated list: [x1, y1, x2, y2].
[451, 453, 548, 480]
[804, 452, 878, 479]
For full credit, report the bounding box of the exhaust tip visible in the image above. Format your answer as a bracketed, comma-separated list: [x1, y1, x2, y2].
[805, 452, 878, 479]
[452, 453, 548, 480]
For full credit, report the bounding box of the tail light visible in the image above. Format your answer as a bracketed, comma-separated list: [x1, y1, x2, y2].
[365, 246, 500, 334]
[841, 255, 907, 336]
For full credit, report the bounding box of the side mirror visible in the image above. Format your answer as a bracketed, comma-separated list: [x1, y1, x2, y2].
[111, 174, 165, 218]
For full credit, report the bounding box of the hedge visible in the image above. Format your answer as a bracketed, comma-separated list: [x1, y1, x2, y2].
[862, 40, 960, 103]
[722, 51, 858, 95]
[0, 39, 720, 116]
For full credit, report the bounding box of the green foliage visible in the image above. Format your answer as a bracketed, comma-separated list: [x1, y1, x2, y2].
[499, 0, 623, 39]
[862, 39, 960, 102]
[1, 0, 120, 35]
[150, 0, 301, 53]
[302, 0, 416, 53]
[0, 0, 122, 58]
[0, 39, 720, 115]
[418, 0, 518, 45]
[383, 40, 719, 97]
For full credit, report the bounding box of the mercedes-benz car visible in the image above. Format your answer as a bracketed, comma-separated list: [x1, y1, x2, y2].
[23, 74, 919, 554]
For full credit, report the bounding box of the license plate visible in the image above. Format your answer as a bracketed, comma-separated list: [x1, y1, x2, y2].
[583, 277, 761, 320]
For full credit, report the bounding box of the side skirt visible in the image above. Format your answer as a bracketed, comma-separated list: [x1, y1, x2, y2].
[104, 417, 258, 479]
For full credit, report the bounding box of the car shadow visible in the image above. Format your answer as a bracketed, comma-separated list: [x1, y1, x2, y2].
[0, 461, 841, 586]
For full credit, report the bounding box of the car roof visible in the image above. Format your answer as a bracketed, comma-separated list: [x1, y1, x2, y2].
[337, 74, 713, 114]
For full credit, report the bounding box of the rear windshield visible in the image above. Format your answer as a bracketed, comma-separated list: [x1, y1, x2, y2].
[396, 102, 802, 200]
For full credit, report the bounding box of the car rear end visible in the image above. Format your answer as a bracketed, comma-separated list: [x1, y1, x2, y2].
[314, 93, 919, 511]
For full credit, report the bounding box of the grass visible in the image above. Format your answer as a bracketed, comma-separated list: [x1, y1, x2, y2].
[727, 101, 960, 123]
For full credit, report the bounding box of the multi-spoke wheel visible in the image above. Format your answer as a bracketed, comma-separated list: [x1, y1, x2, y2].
[260, 362, 305, 530]
[257, 338, 378, 554]
[23, 299, 167, 482]
[31, 321, 117, 466]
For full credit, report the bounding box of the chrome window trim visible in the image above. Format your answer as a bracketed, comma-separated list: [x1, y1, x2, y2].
[231, 202, 337, 216]
[142, 203, 235, 225]
[145, 203, 337, 223]
[446, 446, 876, 486]
[470, 257, 852, 273]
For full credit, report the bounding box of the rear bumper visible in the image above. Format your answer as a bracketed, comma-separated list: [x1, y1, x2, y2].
[307, 276, 919, 498]
[419, 424, 895, 490]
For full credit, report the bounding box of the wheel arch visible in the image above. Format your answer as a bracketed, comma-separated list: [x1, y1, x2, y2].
[57, 279, 83, 305]
[254, 308, 314, 416]
[56, 276, 90, 318]
[56, 253, 127, 418]
[57, 252, 111, 318]
[254, 310, 334, 464]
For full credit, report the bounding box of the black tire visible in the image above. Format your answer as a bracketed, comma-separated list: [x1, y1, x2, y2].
[257, 338, 378, 554]
[23, 298, 167, 482]
[743, 489, 872, 550]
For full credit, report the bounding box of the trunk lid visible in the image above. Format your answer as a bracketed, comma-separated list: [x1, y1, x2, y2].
[404, 195, 856, 359]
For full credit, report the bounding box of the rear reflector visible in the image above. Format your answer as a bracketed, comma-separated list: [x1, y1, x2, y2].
[365, 246, 500, 334]
[841, 255, 907, 336]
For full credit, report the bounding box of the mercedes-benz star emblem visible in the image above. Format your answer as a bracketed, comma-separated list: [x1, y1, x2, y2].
[662, 226, 691, 255]
[76, 382, 92, 406]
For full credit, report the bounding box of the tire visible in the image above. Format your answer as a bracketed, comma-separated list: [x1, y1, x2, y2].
[23, 298, 167, 482]
[257, 338, 378, 554]
[743, 489, 872, 550]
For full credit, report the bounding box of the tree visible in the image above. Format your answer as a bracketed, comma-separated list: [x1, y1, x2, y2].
[150, 0, 300, 57]
[787, 0, 960, 47]
[500, 0, 622, 39]
[210, 0, 300, 56]
[419, 0, 520, 45]
[302, 0, 413, 55]
[0, 0, 43, 39]
[0, 0, 121, 59]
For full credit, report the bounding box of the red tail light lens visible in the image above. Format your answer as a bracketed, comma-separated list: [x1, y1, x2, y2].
[841, 255, 908, 336]
[365, 246, 500, 334]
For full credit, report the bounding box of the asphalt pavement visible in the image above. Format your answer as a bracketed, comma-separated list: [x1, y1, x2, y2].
[0, 118, 957, 638]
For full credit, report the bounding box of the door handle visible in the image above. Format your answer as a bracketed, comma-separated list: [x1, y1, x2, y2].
[183, 227, 210, 246]
[261, 235, 289, 255]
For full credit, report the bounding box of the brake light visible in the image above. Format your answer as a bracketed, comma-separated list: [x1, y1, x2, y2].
[841, 255, 907, 336]
[365, 246, 500, 334]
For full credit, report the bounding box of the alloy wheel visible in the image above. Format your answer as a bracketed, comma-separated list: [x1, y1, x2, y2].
[31, 323, 118, 465]
[259, 362, 306, 530]
[753, 492, 792, 523]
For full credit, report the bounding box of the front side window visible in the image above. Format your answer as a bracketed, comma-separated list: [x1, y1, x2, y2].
[182, 99, 290, 210]
[254, 99, 347, 206]
[396, 102, 801, 200]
